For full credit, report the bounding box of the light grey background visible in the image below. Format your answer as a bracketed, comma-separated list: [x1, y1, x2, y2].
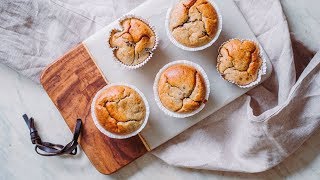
[0, 0, 320, 179]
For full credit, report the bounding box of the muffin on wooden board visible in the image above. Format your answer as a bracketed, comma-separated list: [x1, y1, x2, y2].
[217, 39, 263, 87]
[109, 16, 157, 68]
[168, 0, 219, 48]
[94, 85, 146, 135]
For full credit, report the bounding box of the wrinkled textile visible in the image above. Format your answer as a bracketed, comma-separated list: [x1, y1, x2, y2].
[0, 0, 144, 81]
[0, 0, 319, 173]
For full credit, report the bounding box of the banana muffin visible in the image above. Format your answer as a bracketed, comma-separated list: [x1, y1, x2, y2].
[94, 85, 146, 134]
[169, 0, 219, 47]
[109, 17, 156, 66]
[158, 64, 206, 113]
[217, 39, 262, 86]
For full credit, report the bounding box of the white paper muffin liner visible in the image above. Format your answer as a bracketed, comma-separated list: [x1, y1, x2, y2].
[216, 38, 267, 88]
[107, 14, 159, 70]
[91, 83, 150, 139]
[153, 60, 210, 118]
[165, 0, 222, 51]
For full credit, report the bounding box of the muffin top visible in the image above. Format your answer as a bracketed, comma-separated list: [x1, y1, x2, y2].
[169, 0, 219, 47]
[95, 85, 146, 134]
[109, 18, 156, 66]
[158, 64, 206, 113]
[217, 39, 262, 86]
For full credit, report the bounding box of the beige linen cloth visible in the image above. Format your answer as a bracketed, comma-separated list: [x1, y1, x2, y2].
[0, 0, 319, 173]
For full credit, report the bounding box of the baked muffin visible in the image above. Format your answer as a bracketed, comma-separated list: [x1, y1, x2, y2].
[94, 85, 146, 134]
[109, 17, 156, 66]
[158, 64, 206, 113]
[217, 39, 262, 86]
[169, 0, 219, 47]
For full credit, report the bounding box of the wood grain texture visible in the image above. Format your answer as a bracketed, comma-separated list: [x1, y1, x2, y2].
[40, 43, 148, 174]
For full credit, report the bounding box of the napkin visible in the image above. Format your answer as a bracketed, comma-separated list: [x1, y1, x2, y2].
[1, 0, 319, 173]
[153, 0, 320, 172]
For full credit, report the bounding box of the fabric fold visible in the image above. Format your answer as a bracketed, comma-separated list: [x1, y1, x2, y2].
[152, 0, 319, 173]
[0, 0, 319, 173]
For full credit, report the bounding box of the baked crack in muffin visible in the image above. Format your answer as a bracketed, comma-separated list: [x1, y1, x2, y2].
[95, 85, 146, 134]
[217, 39, 262, 86]
[109, 17, 156, 66]
[169, 0, 219, 47]
[158, 64, 206, 113]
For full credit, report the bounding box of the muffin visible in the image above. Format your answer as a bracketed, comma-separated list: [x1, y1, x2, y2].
[169, 0, 219, 48]
[217, 39, 263, 86]
[109, 16, 157, 67]
[94, 85, 146, 135]
[157, 64, 206, 113]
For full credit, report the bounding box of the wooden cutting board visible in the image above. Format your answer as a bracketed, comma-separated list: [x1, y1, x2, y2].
[40, 0, 272, 175]
[40, 44, 148, 174]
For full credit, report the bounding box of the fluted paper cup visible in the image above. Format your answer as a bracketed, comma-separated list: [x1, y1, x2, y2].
[216, 38, 267, 88]
[91, 83, 150, 139]
[165, 0, 222, 51]
[153, 60, 210, 118]
[108, 15, 159, 70]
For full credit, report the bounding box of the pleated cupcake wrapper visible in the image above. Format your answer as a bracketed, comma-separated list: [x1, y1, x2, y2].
[91, 83, 150, 139]
[216, 38, 267, 88]
[153, 60, 210, 118]
[107, 14, 159, 70]
[165, 0, 223, 51]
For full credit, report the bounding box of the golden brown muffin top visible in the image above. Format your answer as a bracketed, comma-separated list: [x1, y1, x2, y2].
[217, 39, 262, 86]
[169, 0, 219, 47]
[95, 85, 146, 134]
[109, 18, 156, 66]
[158, 64, 206, 113]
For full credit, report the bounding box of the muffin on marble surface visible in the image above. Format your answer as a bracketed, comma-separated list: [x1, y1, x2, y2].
[94, 85, 146, 135]
[217, 39, 263, 86]
[157, 64, 207, 113]
[109, 16, 157, 67]
[169, 0, 219, 48]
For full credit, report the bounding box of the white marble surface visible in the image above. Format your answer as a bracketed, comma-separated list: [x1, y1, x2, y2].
[1, 0, 320, 179]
